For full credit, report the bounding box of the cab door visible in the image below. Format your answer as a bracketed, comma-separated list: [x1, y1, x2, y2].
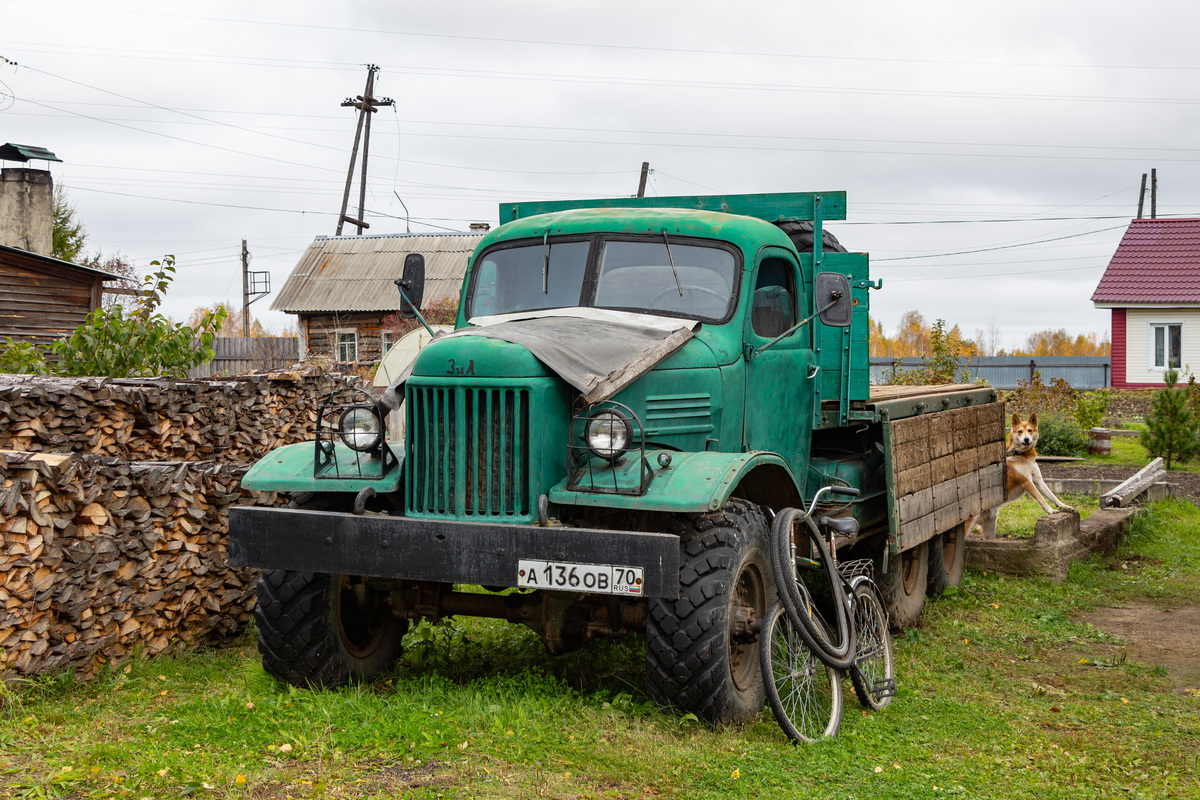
[742, 250, 816, 471]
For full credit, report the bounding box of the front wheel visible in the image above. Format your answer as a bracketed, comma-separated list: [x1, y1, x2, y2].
[760, 601, 843, 743]
[256, 570, 407, 687]
[645, 500, 774, 725]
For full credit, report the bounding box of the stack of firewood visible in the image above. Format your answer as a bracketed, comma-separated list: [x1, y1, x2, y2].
[0, 368, 366, 462]
[0, 450, 285, 676]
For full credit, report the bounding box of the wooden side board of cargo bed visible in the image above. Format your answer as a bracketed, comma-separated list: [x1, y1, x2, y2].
[869, 385, 1006, 554]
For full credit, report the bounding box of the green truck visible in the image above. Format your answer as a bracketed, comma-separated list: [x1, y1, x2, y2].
[229, 191, 1005, 725]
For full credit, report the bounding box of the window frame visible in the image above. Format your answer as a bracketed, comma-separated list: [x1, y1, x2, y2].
[1148, 321, 1183, 371]
[336, 329, 358, 363]
[381, 329, 395, 356]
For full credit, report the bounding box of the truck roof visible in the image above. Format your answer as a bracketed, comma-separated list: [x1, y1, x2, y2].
[483, 206, 798, 252]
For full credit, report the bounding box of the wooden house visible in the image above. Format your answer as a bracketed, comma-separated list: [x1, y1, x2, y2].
[0, 244, 118, 348]
[272, 232, 484, 365]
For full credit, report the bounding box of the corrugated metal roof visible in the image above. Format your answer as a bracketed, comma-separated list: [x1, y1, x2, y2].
[272, 232, 484, 313]
[1092, 218, 1200, 305]
[0, 143, 62, 163]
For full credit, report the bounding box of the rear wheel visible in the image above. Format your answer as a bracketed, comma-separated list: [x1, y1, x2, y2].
[760, 601, 843, 742]
[645, 500, 774, 725]
[256, 571, 407, 687]
[926, 523, 966, 596]
[876, 541, 928, 631]
[848, 580, 895, 710]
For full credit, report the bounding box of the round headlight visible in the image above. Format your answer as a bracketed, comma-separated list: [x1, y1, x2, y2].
[585, 409, 632, 461]
[338, 405, 383, 452]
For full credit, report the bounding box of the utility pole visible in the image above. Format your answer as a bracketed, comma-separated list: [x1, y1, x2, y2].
[241, 239, 250, 337]
[1151, 168, 1157, 219]
[636, 161, 650, 198]
[1137, 173, 1147, 219]
[241, 240, 271, 337]
[336, 65, 395, 235]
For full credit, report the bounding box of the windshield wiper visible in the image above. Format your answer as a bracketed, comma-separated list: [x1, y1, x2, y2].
[661, 229, 683, 297]
[542, 229, 550, 294]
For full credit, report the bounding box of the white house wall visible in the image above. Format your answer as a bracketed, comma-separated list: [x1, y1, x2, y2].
[1125, 307, 1200, 384]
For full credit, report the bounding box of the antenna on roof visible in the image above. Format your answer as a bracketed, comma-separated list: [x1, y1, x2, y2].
[1137, 173, 1147, 219]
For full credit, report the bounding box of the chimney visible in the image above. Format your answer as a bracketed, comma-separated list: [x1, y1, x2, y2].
[0, 144, 62, 257]
[469, 222, 491, 233]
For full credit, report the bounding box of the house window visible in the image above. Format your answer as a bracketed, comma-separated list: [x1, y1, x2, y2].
[381, 330, 395, 356]
[1150, 323, 1182, 370]
[337, 331, 358, 362]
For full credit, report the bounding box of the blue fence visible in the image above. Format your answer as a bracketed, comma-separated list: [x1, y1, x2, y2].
[870, 357, 1111, 390]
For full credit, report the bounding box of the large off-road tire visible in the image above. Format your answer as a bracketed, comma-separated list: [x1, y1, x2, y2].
[646, 500, 775, 725]
[774, 220, 848, 254]
[926, 523, 966, 596]
[875, 540, 928, 631]
[256, 570, 407, 688]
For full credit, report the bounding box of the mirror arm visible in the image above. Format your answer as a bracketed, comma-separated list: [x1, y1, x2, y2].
[394, 279, 437, 337]
[751, 295, 839, 359]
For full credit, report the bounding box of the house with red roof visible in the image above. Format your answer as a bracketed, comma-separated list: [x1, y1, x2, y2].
[1092, 217, 1200, 388]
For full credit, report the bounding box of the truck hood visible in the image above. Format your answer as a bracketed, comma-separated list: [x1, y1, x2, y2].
[384, 308, 698, 408]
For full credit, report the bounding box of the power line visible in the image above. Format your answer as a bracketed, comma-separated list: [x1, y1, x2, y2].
[9, 4, 1200, 74]
[872, 224, 1130, 262]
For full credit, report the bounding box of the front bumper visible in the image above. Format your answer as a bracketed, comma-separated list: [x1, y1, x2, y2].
[228, 507, 681, 599]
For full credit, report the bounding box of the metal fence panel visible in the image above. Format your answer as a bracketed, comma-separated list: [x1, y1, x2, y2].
[187, 337, 299, 378]
[870, 356, 1111, 390]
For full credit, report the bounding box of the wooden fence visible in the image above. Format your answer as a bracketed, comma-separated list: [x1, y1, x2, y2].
[187, 337, 298, 378]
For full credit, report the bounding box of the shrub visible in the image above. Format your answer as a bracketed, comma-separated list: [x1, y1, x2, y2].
[1034, 414, 1089, 457]
[0, 338, 50, 375]
[1073, 390, 1111, 432]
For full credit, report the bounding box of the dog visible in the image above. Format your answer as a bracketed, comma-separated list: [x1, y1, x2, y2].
[970, 413, 1075, 539]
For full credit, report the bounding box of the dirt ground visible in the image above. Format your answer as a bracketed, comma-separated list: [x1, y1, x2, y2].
[1076, 603, 1200, 695]
[1041, 463, 1200, 694]
[1039, 463, 1200, 507]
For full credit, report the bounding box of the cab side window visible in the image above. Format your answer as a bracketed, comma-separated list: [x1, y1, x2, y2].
[751, 258, 796, 338]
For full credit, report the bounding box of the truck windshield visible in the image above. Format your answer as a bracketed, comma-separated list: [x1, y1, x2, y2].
[594, 239, 736, 320]
[467, 236, 737, 322]
[468, 240, 590, 318]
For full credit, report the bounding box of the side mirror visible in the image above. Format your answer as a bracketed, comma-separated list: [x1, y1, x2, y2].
[395, 253, 426, 318]
[814, 272, 852, 327]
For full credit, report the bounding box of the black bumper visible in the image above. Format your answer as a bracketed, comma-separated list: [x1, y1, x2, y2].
[228, 506, 681, 599]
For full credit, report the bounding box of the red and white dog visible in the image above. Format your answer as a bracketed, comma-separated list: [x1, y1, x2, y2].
[970, 413, 1075, 538]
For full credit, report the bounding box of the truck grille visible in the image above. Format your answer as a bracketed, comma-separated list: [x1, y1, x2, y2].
[406, 385, 531, 518]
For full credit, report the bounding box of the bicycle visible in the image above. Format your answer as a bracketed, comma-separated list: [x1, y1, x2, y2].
[759, 485, 896, 743]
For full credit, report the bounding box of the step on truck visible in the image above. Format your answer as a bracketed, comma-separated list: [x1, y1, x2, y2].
[229, 191, 1005, 725]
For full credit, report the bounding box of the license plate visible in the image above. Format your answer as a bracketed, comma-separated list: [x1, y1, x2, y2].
[517, 559, 644, 596]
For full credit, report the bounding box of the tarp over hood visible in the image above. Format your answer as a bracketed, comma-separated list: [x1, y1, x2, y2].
[381, 308, 698, 409]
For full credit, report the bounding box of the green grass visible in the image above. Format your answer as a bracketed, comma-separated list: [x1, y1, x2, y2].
[995, 493, 1099, 539]
[4, 501, 1200, 799]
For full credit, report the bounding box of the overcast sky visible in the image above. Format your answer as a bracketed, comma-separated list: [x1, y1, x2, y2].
[3, 0, 1197, 349]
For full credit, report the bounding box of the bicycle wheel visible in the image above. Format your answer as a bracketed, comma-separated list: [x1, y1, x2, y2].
[769, 509, 855, 670]
[848, 579, 896, 711]
[759, 601, 842, 743]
